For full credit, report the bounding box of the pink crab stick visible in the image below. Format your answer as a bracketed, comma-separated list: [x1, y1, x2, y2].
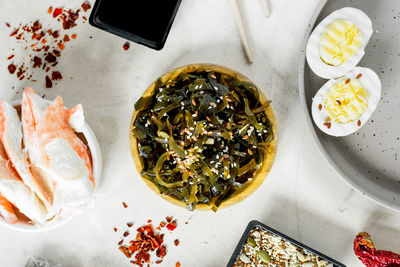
[22, 88, 94, 216]
[0, 100, 51, 210]
[0, 141, 48, 223]
[0, 193, 17, 224]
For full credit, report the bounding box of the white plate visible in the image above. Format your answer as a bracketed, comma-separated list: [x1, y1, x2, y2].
[0, 99, 102, 232]
[299, 0, 400, 211]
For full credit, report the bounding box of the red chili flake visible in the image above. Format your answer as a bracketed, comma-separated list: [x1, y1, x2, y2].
[345, 78, 351, 84]
[156, 245, 167, 258]
[52, 30, 60, 39]
[53, 8, 63, 18]
[147, 219, 152, 223]
[119, 246, 131, 258]
[32, 20, 42, 32]
[318, 104, 322, 111]
[45, 75, 52, 88]
[10, 28, 19, 37]
[5, 22, 10, 28]
[127, 222, 133, 228]
[45, 52, 57, 63]
[174, 239, 180, 246]
[123, 42, 130, 51]
[113, 227, 118, 232]
[82, 16, 87, 21]
[71, 33, 77, 39]
[51, 71, 62, 80]
[166, 221, 177, 231]
[336, 100, 342, 105]
[122, 202, 128, 208]
[63, 34, 70, 42]
[45, 67, 51, 72]
[32, 56, 42, 68]
[159, 221, 166, 228]
[357, 120, 361, 127]
[323, 122, 331, 129]
[7, 55, 14, 60]
[41, 38, 47, 44]
[123, 231, 130, 237]
[166, 216, 172, 223]
[81, 2, 91, 12]
[118, 240, 123, 246]
[47, 7, 53, 15]
[155, 260, 163, 264]
[176, 262, 181, 267]
[185, 221, 188, 224]
[356, 73, 363, 79]
[57, 42, 65, 50]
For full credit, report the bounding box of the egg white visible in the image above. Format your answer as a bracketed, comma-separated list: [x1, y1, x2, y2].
[312, 67, 381, 137]
[306, 7, 373, 79]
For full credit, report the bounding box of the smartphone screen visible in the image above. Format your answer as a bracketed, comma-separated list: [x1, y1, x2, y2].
[89, 0, 182, 50]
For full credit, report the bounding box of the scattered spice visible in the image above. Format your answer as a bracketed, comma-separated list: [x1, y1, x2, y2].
[114, 227, 118, 232]
[336, 100, 341, 105]
[116, 216, 180, 265]
[123, 42, 130, 51]
[345, 78, 351, 84]
[8, 64, 16, 74]
[318, 104, 322, 110]
[357, 120, 361, 127]
[45, 75, 52, 88]
[7, 54, 14, 60]
[53, 8, 63, 18]
[356, 73, 363, 79]
[166, 220, 177, 231]
[52, 71, 62, 80]
[81, 2, 91, 12]
[176, 262, 181, 267]
[5, 2, 87, 87]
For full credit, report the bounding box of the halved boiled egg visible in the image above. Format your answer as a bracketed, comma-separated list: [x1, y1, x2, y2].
[312, 67, 381, 136]
[306, 7, 373, 79]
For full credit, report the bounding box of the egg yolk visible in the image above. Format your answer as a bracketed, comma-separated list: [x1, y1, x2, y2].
[319, 19, 363, 66]
[324, 78, 369, 123]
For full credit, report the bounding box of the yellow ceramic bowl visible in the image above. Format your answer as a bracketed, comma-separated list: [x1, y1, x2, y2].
[129, 64, 277, 210]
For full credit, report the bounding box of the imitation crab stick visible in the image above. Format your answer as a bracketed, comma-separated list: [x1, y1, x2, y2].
[0, 193, 17, 224]
[22, 88, 94, 216]
[0, 100, 51, 210]
[0, 141, 48, 223]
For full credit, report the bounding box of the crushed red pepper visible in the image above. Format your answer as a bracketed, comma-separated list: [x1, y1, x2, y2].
[5, 2, 89, 88]
[123, 42, 130, 51]
[354, 232, 400, 266]
[114, 227, 118, 232]
[122, 202, 128, 208]
[81, 2, 91, 12]
[117, 216, 180, 266]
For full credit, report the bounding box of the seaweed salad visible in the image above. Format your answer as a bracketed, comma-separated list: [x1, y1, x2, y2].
[132, 67, 274, 211]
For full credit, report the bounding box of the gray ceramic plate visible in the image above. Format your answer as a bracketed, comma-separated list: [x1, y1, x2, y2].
[299, 0, 400, 210]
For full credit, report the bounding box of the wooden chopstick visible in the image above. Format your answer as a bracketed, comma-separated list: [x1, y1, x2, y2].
[231, 0, 254, 63]
[260, 0, 271, 17]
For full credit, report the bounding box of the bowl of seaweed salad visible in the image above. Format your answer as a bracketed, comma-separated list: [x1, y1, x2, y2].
[130, 64, 277, 211]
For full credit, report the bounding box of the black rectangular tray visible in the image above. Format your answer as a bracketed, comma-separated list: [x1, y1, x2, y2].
[227, 220, 346, 267]
[88, 0, 182, 50]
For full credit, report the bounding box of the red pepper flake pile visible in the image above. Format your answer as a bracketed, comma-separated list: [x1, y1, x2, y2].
[5, 2, 91, 88]
[117, 216, 180, 266]
[123, 42, 130, 51]
[354, 232, 400, 266]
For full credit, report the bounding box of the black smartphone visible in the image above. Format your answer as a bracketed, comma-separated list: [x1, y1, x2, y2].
[89, 0, 182, 50]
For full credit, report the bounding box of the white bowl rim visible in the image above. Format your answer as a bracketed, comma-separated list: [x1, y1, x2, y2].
[0, 98, 102, 232]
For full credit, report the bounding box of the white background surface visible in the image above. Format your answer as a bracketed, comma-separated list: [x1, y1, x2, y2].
[0, 0, 399, 266]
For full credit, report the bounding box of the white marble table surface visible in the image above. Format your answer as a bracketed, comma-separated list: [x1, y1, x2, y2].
[0, 0, 399, 266]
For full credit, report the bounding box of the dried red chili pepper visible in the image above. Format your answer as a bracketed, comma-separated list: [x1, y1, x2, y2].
[45, 75, 52, 88]
[7, 64, 16, 74]
[81, 2, 91, 12]
[53, 8, 63, 18]
[354, 232, 400, 266]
